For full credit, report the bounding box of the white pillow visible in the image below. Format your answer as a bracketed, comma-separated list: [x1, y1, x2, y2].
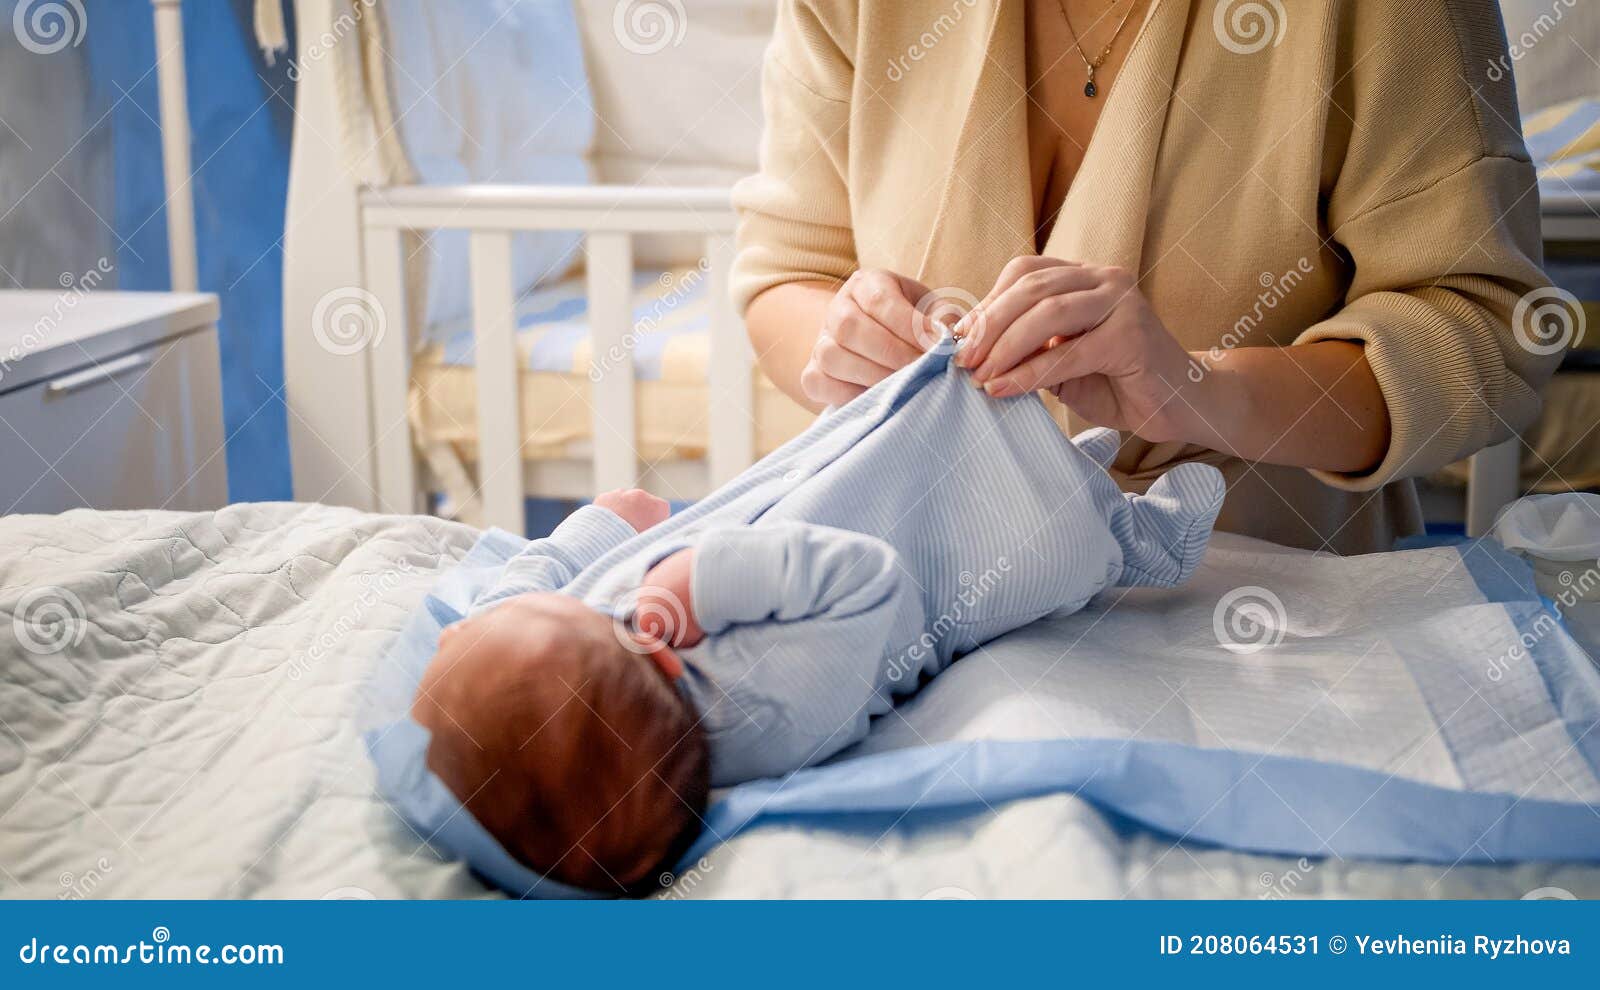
[1497, 0, 1600, 116]
[384, 0, 596, 331]
[576, 0, 774, 265]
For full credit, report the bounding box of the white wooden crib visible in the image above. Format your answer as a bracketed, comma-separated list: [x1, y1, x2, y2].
[313, 181, 751, 532]
[145, 0, 1532, 539]
[272, 0, 780, 534]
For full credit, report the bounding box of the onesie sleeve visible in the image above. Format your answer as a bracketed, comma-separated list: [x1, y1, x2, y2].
[470, 505, 639, 612]
[683, 522, 925, 785]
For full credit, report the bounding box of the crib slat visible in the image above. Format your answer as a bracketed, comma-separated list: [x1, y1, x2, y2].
[469, 231, 525, 534]
[364, 225, 418, 513]
[586, 233, 638, 492]
[1467, 439, 1521, 537]
[706, 235, 754, 485]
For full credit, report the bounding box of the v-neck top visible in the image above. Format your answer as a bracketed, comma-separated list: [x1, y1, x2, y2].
[731, 0, 1553, 555]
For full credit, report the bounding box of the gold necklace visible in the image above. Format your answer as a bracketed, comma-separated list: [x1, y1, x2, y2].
[1056, 0, 1139, 98]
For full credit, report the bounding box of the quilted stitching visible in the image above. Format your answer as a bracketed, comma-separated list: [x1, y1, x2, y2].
[0, 504, 495, 899]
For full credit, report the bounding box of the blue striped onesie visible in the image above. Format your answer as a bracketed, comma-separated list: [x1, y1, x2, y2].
[472, 336, 1226, 785]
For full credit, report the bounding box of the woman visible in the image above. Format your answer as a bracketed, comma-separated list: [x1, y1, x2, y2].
[731, 0, 1558, 554]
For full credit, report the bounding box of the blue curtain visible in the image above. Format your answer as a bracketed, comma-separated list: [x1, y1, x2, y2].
[83, 0, 293, 502]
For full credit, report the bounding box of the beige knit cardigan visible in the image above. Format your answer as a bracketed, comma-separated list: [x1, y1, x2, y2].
[731, 0, 1559, 554]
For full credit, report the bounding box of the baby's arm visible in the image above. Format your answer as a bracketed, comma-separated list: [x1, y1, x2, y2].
[677, 522, 926, 784]
[472, 489, 668, 612]
[689, 523, 913, 634]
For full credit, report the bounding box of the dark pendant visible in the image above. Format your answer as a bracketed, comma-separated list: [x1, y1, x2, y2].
[1084, 79, 1098, 98]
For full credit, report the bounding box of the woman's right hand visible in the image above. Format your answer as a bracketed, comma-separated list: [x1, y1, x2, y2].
[800, 269, 936, 407]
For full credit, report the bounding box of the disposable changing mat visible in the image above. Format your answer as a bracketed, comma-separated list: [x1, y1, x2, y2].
[367, 528, 1600, 896]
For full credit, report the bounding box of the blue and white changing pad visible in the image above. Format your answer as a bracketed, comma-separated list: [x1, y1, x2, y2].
[366, 528, 1600, 897]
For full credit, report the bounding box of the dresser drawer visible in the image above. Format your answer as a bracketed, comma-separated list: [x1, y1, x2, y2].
[0, 328, 226, 513]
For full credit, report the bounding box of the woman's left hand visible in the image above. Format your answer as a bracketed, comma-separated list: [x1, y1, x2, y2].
[954, 256, 1198, 444]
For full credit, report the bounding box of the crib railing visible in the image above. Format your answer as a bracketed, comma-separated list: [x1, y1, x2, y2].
[359, 184, 751, 534]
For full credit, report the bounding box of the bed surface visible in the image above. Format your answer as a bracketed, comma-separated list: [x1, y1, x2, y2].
[0, 505, 490, 899]
[1, 503, 1597, 899]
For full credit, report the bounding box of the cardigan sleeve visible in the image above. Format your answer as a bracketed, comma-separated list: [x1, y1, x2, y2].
[729, 0, 860, 314]
[1292, 0, 1560, 492]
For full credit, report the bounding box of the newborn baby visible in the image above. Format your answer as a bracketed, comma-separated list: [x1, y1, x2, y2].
[408, 335, 1225, 895]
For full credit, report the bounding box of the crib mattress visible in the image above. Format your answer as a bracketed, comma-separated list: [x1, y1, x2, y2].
[409, 268, 813, 464]
[1529, 97, 1600, 195]
[3, 503, 1598, 899]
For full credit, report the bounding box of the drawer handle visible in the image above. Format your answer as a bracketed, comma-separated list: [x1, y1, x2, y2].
[45, 352, 154, 396]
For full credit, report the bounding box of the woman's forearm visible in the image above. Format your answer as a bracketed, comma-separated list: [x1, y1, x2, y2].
[745, 280, 838, 413]
[1188, 341, 1390, 475]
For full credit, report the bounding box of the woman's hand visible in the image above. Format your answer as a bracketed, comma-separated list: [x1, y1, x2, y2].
[955, 257, 1197, 443]
[954, 256, 1391, 473]
[800, 269, 938, 407]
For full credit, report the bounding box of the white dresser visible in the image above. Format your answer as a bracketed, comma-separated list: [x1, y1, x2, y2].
[0, 291, 227, 514]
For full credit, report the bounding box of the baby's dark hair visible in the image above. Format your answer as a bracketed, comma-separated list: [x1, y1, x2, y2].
[417, 625, 709, 897]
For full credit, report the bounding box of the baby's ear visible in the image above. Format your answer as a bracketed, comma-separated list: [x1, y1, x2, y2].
[1072, 427, 1121, 470]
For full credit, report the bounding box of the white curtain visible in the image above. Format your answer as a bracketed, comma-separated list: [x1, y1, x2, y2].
[0, 0, 117, 290]
[1498, 0, 1600, 115]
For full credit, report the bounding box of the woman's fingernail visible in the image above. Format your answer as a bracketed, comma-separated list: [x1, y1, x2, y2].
[984, 379, 1014, 398]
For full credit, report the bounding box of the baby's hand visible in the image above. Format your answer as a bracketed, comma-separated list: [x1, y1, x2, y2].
[638, 549, 704, 648]
[594, 488, 670, 533]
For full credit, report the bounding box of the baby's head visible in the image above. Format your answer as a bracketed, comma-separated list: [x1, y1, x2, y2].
[411, 593, 708, 896]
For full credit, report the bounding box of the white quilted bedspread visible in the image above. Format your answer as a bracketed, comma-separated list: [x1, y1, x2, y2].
[1, 504, 1596, 900]
[0, 504, 492, 899]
